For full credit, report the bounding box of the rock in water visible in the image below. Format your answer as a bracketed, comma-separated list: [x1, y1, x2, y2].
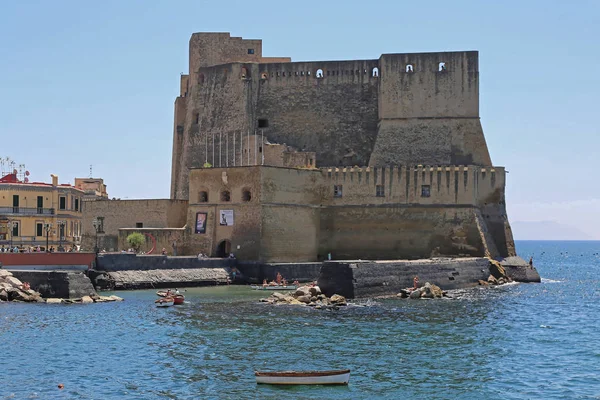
[295, 286, 310, 297]
[4, 276, 23, 289]
[330, 294, 347, 305]
[272, 292, 287, 300]
[0, 270, 13, 278]
[81, 296, 94, 304]
[489, 259, 507, 280]
[46, 298, 63, 304]
[429, 283, 443, 298]
[297, 295, 311, 304]
[8, 288, 32, 302]
[409, 289, 422, 299]
[309, 286, 321, 296]
[0, 289, 7, 301]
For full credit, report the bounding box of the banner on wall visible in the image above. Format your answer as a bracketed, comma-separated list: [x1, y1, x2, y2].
[219, 210, 234, 226]
[195, 212, 207, 234]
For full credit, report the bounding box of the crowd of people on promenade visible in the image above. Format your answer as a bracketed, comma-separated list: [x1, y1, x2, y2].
[0, 245, 79, 253]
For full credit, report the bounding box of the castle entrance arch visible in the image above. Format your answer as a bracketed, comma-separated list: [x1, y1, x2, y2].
[216, 240, 231, 258]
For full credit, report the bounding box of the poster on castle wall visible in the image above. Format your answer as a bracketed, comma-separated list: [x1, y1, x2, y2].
[195, 212, 207, 234]
[219, 210, 234, 226]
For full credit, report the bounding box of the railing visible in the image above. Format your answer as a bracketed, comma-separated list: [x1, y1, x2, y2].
[0, 207, 55, 215]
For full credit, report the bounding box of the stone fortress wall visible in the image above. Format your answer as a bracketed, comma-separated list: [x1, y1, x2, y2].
[184, 164, 513, 263]
[171, 33, 492, 202]
[165, 32, 516, 262]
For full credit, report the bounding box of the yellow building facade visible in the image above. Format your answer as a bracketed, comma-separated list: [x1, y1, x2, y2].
[0, 173, 83, 251]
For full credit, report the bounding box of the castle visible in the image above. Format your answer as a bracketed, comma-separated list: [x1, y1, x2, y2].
[83, 32, 516, 263]
[169, 32, 515, 262]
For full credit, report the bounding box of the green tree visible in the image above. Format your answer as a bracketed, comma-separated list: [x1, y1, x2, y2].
[126, 232, 145, 253]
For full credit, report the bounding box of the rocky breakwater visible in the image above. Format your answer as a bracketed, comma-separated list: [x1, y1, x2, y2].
[397, 282, 447, 299]
[0, 270, 44, 303]
[0, 269, 123, 304]
[260, 285, 348, 310]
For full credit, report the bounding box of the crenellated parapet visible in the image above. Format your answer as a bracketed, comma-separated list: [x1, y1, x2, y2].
[319, 165, 505, 207]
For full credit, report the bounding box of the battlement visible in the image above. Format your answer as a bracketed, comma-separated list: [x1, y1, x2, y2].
[319, 165, 504, 206]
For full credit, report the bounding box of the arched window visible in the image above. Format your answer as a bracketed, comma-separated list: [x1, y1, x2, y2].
[198, 73, 205, 84]
[406, 64, 414, 73]
[316, 69, 324, 78]
[438, 62, 446, 72]
[260, 72, 268, 80]
[372, 67, 379, 77]
[242, 189, 252, 202]
[199, 191, 208, 203]
[221, 190, 231, 202]
[241, 67, 248, 78]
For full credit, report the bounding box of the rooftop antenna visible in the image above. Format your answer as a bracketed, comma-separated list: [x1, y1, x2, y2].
[89, 165, 93, 178]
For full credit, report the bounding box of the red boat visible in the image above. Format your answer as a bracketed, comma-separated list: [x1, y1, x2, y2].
[173, 294, 185, 305]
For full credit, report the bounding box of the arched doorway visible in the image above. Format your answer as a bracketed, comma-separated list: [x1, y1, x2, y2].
[216, 240, 231, 258]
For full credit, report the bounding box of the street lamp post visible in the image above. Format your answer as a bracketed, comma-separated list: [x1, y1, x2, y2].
[44, 223, 52, 252]
[57, 220, 66, 252]
[92, 218, 100, 254]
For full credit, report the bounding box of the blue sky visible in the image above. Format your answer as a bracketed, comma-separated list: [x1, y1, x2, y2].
[1, 0, 598, 238]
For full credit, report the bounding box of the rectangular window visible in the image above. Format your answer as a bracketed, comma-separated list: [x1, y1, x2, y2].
[75, 198, 79, 211]
[12, 194, 19, 212]
[247, 48, 254, 54]
[12, 221, 19, 237]
[334, 185, 343, 198]
[136, 222, 143, 228]
[421, 185, 431, 198]
[37, 196, 44, 213]
[376, 185, 385, 197]
[59, 196, 66, 210]
[258, 119, 268, 128]
[36, 223, 43, 237]
[96, 216, 105, 233]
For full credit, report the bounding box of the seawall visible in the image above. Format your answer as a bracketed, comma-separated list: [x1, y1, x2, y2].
[317, 257, 540, 298]
[237, 262, 322, 284]
[92, 254, 232, 290]
[10, 271, 97, 299]
[96, 254, 235, 271]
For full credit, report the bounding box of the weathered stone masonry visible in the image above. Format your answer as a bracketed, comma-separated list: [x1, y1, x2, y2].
[167, 32, 516, 263]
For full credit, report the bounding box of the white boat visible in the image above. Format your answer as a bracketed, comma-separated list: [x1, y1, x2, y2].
[255, 369, 350, 385]
[250, 285, 297, 291]
[155, 297, 174, 307]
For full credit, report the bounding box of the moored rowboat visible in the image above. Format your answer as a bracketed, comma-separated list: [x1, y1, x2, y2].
[250, 285, 297, 291]
[255, 369, 350, 385]
[155, 297, 174, 307]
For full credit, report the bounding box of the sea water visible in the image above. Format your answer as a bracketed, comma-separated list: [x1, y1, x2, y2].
[1, 241, 599, 399]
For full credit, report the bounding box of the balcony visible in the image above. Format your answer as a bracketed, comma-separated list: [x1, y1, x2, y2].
[0, 207, 55, 215]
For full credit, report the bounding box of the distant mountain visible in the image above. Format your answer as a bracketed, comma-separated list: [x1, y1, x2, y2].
[511, 220, 593, 240]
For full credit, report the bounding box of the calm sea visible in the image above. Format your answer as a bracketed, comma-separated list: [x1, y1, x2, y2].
[1, 241, 599, 399]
